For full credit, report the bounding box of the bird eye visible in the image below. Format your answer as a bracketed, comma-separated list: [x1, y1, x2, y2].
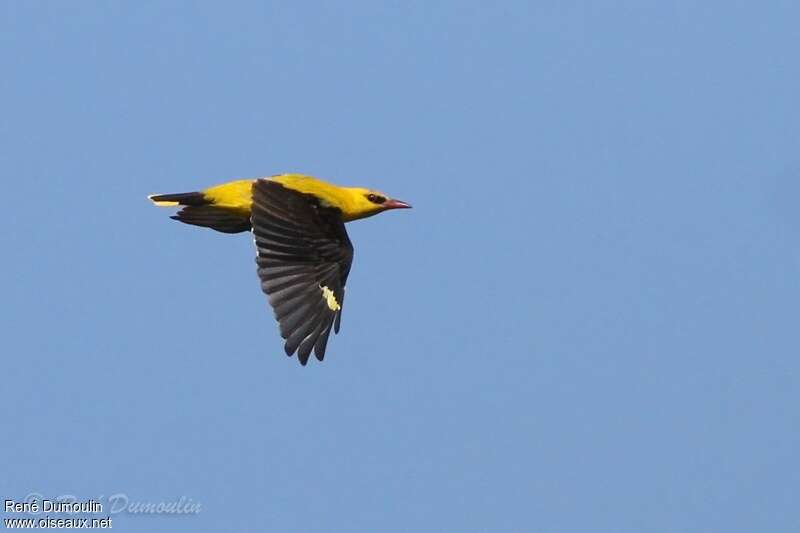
[366, 193, 386, 204]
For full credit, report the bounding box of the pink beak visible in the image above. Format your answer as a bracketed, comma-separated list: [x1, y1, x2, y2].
[383, 198, 412, 210]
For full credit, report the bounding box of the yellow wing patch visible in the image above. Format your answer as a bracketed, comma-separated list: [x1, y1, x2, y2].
[320, 285, 341, 311]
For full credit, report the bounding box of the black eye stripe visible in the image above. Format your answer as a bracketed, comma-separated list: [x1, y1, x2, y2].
[366, 193, 386, 204]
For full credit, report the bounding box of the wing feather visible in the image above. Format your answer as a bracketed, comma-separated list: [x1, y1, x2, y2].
[251, 179, 353, 364]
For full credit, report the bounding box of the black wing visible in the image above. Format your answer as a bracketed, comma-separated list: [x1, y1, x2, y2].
[251, 179, 354, 365]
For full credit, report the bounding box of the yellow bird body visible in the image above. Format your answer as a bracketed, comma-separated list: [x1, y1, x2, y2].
[202, 178, 254, 214]
[153, 174, 394, 223]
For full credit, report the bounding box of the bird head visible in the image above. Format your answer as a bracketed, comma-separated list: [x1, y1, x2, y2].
[341, 188, 412, 221]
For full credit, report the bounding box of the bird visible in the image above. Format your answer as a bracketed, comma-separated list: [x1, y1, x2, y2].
[148, 174, 411, 365]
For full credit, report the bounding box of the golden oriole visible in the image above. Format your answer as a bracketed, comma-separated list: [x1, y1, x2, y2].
[148, 174, 411, 365]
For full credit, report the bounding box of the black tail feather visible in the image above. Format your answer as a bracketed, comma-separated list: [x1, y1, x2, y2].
[171, 206, 252, 234]
[149, 191, 209, 206]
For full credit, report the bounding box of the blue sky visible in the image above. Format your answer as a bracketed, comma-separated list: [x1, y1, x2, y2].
[1, 1, 798, 531]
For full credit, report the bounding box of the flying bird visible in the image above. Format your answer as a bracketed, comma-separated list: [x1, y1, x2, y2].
[148, 174, 411, 365]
